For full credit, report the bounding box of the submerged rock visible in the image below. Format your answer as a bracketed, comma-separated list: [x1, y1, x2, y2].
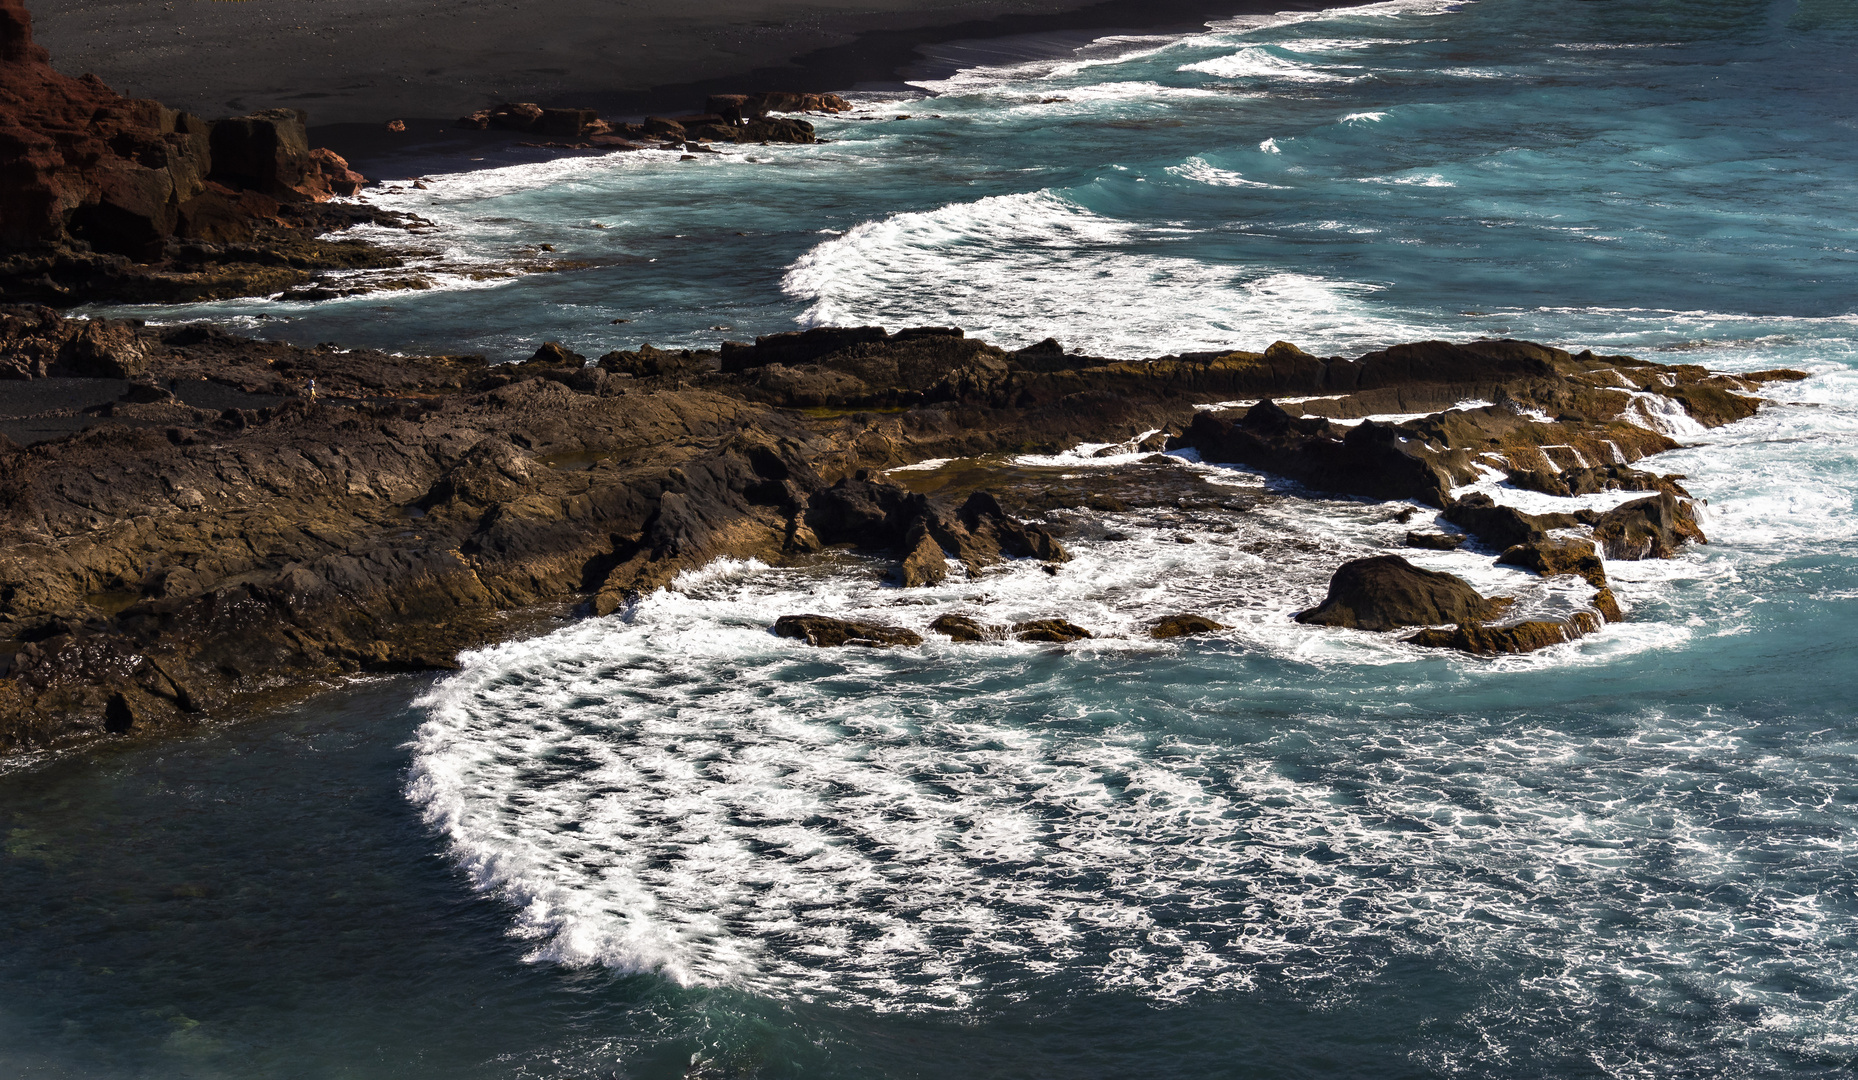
[1298, 556, 1509, 632]
[1149, 614, 1228, 639]
[1405, 530, 1465, 551]
[1407, 613, 1604, 656]
[929, 614, 999, 642]
[1012, 619, 1093, 644]
[773, 615, 922, 648]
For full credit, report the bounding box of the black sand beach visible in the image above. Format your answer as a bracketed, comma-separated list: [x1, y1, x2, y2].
[35, 0, 1350, 165]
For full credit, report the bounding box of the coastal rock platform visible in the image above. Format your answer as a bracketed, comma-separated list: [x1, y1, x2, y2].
[0, 309, 1805, 757]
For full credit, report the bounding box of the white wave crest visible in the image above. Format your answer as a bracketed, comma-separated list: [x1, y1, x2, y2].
[1179, 47, 1361, 82]
[781, 190, 1424, 356]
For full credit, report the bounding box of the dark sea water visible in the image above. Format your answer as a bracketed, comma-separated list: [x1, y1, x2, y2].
[10, 1, 1858, 1076]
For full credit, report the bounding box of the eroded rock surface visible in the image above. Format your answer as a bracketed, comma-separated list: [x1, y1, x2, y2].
[1297, 556, 1509, 632]
[772, 615, 922, 648]
[0, 312, 1805, 753]
[0, 0, 401, 305]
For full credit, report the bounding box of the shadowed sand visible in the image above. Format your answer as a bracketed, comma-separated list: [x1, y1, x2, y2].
[33, 0, 1351, 126]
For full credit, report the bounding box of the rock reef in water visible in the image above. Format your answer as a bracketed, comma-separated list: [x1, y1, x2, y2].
[0, 0, 403, 305]
[1297, 556, 1510, 632]
[773, 615, 922, 648]
[0, 310, 1807, 755]
[453, 92, 850, 150]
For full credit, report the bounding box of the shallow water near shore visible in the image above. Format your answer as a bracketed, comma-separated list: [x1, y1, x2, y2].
[16, 0, 1858, 1077]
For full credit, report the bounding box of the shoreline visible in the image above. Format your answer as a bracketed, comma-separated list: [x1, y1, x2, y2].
[33, 0, 1356, 178]
[0, 308, 1801, 763]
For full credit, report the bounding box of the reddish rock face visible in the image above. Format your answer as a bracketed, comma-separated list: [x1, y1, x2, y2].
[0, 0, 363, 259]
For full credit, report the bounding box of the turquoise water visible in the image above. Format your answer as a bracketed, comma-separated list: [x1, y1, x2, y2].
[13, 1, 1858, 1076]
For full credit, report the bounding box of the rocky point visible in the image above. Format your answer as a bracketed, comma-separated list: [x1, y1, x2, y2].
[0, 306, 1805, 758]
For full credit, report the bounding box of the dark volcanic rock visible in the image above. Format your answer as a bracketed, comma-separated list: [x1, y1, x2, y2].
[1184, 401, 1476, 508]
[773, 614, 922, 648]
[1406, 613, 1604, 656]
[1592, 493, 1705, 560]
[1443, 494, 1583, 549]
[0, 0, 398, 305]
[1496, 537, 1608, 589]
[929, 614, 999, 642]
[1298, 556, 1509, 631]
[707, 92, 852, 121]
[1149, 614, 1228, 639]
[1405, 530, 1465, 551]
[1012, 619, 1093, 643]
[0, 316, 1793, 761]
[896, 519, 948, 587]
[801, 477, 1067, 583]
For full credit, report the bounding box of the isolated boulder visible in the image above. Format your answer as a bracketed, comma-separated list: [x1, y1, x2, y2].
[1149, 614, 1227, 639]
[773, 614, 922, 648]
[1298, 556, 1507, 631]
[1013, 619, 1092, 643]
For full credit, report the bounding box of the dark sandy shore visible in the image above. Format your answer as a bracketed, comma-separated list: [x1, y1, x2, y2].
[35, 0, 1352, 168]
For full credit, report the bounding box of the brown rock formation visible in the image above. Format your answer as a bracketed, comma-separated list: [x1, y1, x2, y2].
[773, 615, 922, 648]
[1297, 556, 1510, 632]
[0, 316, 1802, 757]
[1406, 614, 1605, 656]
[1149, 614, 1227, 639]
[0, 0, 392, 304]
[1012, 619, 1092, 644]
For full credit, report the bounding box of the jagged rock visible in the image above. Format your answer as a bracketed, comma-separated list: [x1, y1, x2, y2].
[1497, 536, 1623, 623]
[597, 343, 710, 379]
[1149, 614, 1227, 639]
[707, 92, 852, 122]
[1592, 493, 1705, 560]
[802, 478, 1066, 579]
[1298, 556, 1509, 631]
[1407, 613, 1604, 656]
[773, 614, 922, 647]
[527, 341, 585, 367]
[1496, 537, 1608, 589]
[1443, 494, 1581, 549]
[0, 0, 385, 302]
[1184, 402, 1476, 508]
[1013, 619, 1092, 643]
[1405, 531, 1465, 551]
[1507, 462, 1679, 499]
[896, 520, 948, 586]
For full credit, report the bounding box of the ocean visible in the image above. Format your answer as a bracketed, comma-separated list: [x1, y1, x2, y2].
[5, 0, 1856, 1076]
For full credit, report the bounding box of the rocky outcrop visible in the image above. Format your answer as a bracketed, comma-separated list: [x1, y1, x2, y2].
[1149, 614, 1227, 639]
[926, 615, 1093, 643]
[1406, 614, 1604, 656]
[930, 614, 997, 642]
[455, 94, 830, 148]
[772, 615, 922, 648]
[1405, 531, 1465, 551]
[1185, 401, 1477, 507]
[707, 93, 853, 121]
[1012, 619, 1092, 644]
[1297, 556, 1509, 631]
[0, 314, 1802, 757]
[800, 477, 1069, 584]
[0, 0, 396, 305]
[1592, 492, 1706, 560]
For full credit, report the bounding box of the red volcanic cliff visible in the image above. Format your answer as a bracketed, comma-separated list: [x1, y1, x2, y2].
[0, 0, 363, 259]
